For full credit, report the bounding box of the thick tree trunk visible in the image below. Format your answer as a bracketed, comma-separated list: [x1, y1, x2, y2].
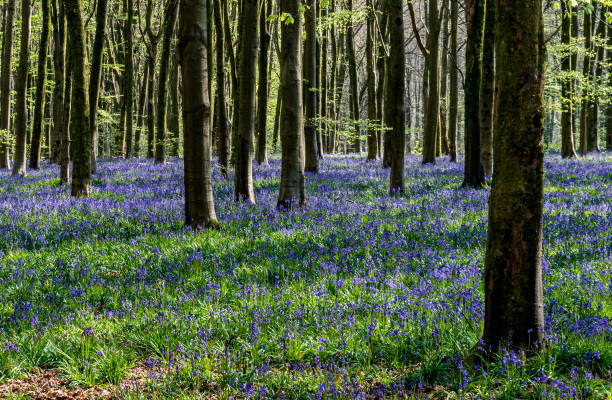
[480, 0, 494, 176]
[155, 0, 179, 164]
[255, 0, 272, 166]
[304, 0, 319, 172]
[366, 9, 377, 161]
[122, 0, 134, 159]
[277, 0, 305, 209]
[0, 0, 15, 169]
[448, 0, 457, 162]
[483, 0, 546, 350]
[421, 0, 440, 164]
[61, 31, 72, 184]
[560, 0, 577, 158]
[179, 0, 218, 229]
[213, 0, 230, 175]
[386, 0, 405, 194]
[462, 0, 485, 188]
[29, 0, 51, 170]
[65, 0, 92, 197]
[12, 0, 32, 177]
[233, 0, 258, 203]
[346, 0, 360, 153]
[319, 3, 328, 159]
[88, 0, 108, 171]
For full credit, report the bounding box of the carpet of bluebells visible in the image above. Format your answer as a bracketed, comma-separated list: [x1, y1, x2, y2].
[0, 154, 610, 399]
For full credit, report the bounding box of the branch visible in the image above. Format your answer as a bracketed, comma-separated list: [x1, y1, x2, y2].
[407, 0, 429, 57]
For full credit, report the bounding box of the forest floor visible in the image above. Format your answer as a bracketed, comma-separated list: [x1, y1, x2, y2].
[0, 154, 610, 399]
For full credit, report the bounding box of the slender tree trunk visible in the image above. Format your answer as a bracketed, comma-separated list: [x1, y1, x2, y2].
[65, 0, 92, 197]
[0, 0, 15, 169]
[334, 32, 346, 155]
[88, 0, 108, 171]
[586, 5, 603, 153]
[155, 0, 178, 164]
[346, 0, 360, 153]
[213, 0, 230, 175]
[483, 0, 545, 349]
[179, 0, 218, 229]
[462, 0, 485, 188]
[60, 9, 71, 185]
[560, 0, 577, 158]
[29, 0, 51, 170]
[607, 6, 612, 151]
[146, 52, 156, 158]
[579, 8, 592, 155]
[255, 0, 272, 165]
[366, 7, 377, 161]
[376, 0, 387, 163]
[480, 0, 494, 176]
[12, 0, 32, 176]
[168, 46, 180, 156]
[278, 0, 305, 209]
[304, 0, 319, 172]
[233, 0, 258, 203]
[319, 2, 328, 159]
[134, 62, 148, 157]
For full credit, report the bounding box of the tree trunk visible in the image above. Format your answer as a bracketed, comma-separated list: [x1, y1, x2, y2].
[560, 0, 577, 158]
[386, 0, 405, 194]
[304, 0, 319, 172]
[483, 0, 546, 350]
[168, 46, 180, 157]
[213, 0, 230, 175]
[134, 61, 149, 157]
[233, 0, 258, 203]
[155, 0, 179, 164]
[319, 2, 328, 159]
[586, 4, 603, 153]
[61, 28, 72, 185]
[346, 0, 360, 153]
[480, 0, 494, 176]
[65, 0, 92, 197]
[29, 0, 51, 170]
[421, 0, 440, 164]
[448, 0, 457, 162]
[0, 0, 15, 169]
[462, 0, 485, 188]
[366, 7, 377, 161]
[607, 6, 612, 151]
[579, 8, 592, 155]
[88, 0, 108, 171]
[376, 0, 387, 164]
[277, 0, 305, 209]
[179, 0, 218, 229]
[255, 0, 272, 165]
[12, 0, 32, 177]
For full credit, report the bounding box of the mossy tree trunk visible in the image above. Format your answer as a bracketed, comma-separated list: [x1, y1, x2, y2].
[179, 0, 219, 229]
[65, 0, 92, 197]
[462, 0, 485, 188]
[479, 0, 494, 176]
[88, 0, 108, 171]
[483, 0, 546, 350]
[29, 0, 51, 170]
[12, 0, 32, 177]
[277, 0, 305, 210]
[386, 0, 405, 194]
[304, 0, 319, 172]
[0, 0, 15, 169]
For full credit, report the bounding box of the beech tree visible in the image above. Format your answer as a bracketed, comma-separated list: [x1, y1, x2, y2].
[483, 0, 546, 349]
[0, 0, 15, 169]
[179, 0, 218, 228]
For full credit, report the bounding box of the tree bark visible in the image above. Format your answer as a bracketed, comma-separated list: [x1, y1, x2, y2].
[88, 0, 108, 171]
[29, 0, 51, 170]
[155, 0, 179, 164]
[233, 0, 258, 203]
[134, 61, 149, 157]
[213, 0, 230, 175]
[12, 0, 32, 176]
[480, 0, 494, 176]
[277, 0, 305, 209]
[448, 0, 457, 162]
[0, 0, 15, 169]
[483, 0, 546, 350]
[304, 0, 319, 172]
[179, 0, 219, 229]
[560, 0, 577, 158]
[65, 0, 92, 197]
[386, 0, 405, 194]
[462, 0, 485, 188]
[346, 0, 360, 153]
[579, 8, 592, 155]
[607, 6, 612, 151]
[255, 0, 272, 166]
[366, 7, 377, 161]
[586, 4, 603, 153]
